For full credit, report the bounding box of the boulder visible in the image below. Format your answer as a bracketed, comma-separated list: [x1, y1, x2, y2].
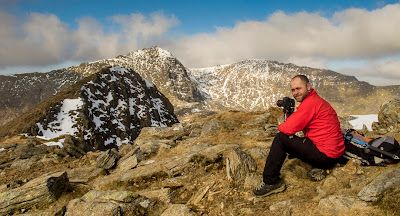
[0, 172, 70, 215]
[66, 167, 105, 183]
[201, 119, 222, 135]
[115, 155, 138, 172]
[225, 148, 257, 184]
[318, 195, 368, 215]
[96, 148, 120, 170]
[269, 200, 292, 216]
[358, 168, 400, 202]
[12, 140, 48, 160]
[372, 98, 400, 134]
[137, 124, 187, 141]
[63, 135, 93, 158]
[65, 190, 157, 216]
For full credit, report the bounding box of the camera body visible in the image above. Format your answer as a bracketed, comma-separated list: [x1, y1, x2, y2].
[276, 97, 295, 118]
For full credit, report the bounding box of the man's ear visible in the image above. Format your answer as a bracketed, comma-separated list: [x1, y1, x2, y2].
[307, 83, 312, 91]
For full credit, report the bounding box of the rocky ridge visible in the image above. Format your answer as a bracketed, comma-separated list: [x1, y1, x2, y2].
[1, 47, 399, 127]
[189, 59, 400, 114]
[0, 101, 399, 215]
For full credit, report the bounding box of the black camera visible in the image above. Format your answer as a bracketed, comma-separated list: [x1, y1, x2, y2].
[276, 97, 295, 118]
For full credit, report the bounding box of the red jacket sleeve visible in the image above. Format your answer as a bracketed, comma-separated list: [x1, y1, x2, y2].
[278, 100, 316, 135]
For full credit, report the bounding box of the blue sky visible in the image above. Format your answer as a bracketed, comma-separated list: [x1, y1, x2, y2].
[1, 0, 400, 85]
[4, 0, 396, 34]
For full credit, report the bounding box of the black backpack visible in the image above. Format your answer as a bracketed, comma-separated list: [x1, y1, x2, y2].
[341, 129, 400, 166]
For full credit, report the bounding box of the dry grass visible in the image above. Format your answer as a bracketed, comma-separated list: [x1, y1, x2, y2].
[0, 135, 27, 146]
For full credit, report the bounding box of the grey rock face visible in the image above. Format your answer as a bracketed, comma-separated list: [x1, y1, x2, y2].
[372, 98, 400, 134]
[63, 135, 94, 158]
[225, 148, 257, 184]
[0, 172, 70, 215]
[27, 66, 179, 150]
[65, 190, 156, 216]
[69, 46, 202, 103]
[318, 195, 367, 215]
[96, 148, 120, 170]
[79, 66, 179, 150]
[358, 168, 400, 202]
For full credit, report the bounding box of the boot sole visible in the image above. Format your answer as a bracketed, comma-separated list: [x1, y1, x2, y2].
[254, 184, 286, 197]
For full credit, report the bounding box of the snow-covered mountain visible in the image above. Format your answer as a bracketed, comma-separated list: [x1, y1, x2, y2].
[1, 47, 399, 128]
[189, 59, 400, 114]
[66, 47, 202, 104]
[3, 66, 178, 150]
[0, 47, 201, 126]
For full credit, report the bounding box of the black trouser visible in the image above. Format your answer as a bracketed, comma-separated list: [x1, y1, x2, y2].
[263, 132, 338, 184]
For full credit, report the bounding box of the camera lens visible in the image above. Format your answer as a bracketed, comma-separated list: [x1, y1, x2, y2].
[276, 99, 284, 107]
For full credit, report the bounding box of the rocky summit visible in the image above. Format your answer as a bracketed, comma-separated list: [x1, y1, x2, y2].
[0, 103, 400, 215]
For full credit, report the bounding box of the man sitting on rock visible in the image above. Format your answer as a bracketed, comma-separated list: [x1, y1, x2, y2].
[253, 74, 345, 197]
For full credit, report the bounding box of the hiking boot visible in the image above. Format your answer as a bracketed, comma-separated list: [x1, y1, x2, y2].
[253, 181, 286, 197]
[308, 168, 328, 181]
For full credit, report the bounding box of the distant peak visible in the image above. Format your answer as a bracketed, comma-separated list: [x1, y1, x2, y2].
[126, 46, 174, 59]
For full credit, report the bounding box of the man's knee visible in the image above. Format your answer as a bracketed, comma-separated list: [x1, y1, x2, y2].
[276, 132, 290, 141]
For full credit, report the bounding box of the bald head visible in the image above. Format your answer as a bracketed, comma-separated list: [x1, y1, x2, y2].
[291, 75, 310, 85]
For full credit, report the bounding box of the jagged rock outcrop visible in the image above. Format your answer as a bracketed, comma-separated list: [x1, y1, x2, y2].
[63, 135, 94, 158]
[225, 148, 257, 184]
[27, 66, 179, 150]
[96, 149, 120, 170]
[372, 98, 400, 134]
[0, 172, 70, 215]
[64, 190, 158, 216]
[358, 168, 400, 202]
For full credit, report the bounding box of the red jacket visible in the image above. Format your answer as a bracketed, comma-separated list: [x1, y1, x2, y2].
[278, 89, 345, 158]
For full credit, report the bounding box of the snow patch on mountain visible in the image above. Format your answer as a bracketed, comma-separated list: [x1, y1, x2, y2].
[79, 65, 178, 149]
[349, 114, 378, 131]
[36, 98, 83, 140]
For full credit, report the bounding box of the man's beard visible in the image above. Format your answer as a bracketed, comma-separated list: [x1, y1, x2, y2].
[295, 92, 308, 102]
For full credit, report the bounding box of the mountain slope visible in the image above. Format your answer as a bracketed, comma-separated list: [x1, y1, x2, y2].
[1, 47, 399, 128]
[0, 71, 82, 125]
[189, 60, 400, 115]
[1, 66, 179, 150]
[0, 47, 200, 126]
[66, 46, 202, 105]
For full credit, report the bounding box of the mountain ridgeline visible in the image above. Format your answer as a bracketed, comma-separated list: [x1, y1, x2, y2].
[0, 47, 399, 135]
[190, 60, 400, 114]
